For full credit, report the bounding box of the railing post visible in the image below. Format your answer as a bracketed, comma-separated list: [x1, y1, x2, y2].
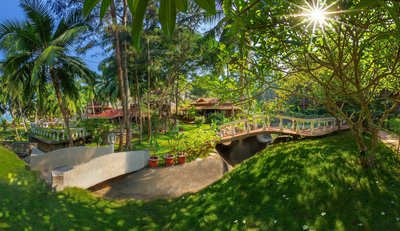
[279, 117, 283, 132]
[311, 120, 315, 134]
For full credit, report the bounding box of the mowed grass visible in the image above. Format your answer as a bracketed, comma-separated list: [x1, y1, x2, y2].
[0, 131, 400, 230]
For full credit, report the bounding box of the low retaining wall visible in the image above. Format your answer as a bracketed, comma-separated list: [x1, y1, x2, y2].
[1, 142, 37, 158]
[30, 146, 113, 171]
[52, 150, 150, 191]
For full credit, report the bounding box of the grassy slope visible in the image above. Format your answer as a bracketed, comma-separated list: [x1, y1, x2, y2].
[0, 132, 399, 230]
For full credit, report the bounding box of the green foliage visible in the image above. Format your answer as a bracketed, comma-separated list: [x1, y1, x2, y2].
[83, 0, 216, 49]
[205, 112, 227, 125]
[187, 105, 196, 119]
[80, 119, 113, 146]
[178, 129, 220, 161]
[149, 137, 160, 156]
[1, 119, 7, 132]
[169, 126, 184, 152]
[194, 116, 204, 128]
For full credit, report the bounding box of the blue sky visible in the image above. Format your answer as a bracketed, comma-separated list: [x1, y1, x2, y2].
[0, 1, 104, 72]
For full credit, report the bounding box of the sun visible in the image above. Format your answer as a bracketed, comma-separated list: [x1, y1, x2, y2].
[302, 0, 330, 30]
[310, 7, 326, 25]
[287, 0, 341, 47]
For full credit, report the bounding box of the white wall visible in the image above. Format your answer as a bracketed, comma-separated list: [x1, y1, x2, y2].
[52, 150, 150, 191]
[30, 146, 113, 171]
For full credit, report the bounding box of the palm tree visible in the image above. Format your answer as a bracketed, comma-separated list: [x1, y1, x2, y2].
[0, 0, 93, 146]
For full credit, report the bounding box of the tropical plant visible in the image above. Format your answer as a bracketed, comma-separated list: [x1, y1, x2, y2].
[80, 118, 113, 146]
[0, 0, 93, 146]
[178, 129, 220, 161]
[0, 118, 7, 132]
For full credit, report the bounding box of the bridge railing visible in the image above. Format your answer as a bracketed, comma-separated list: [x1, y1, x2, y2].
[30, 127, 89, 142]
[218, 115, 347, 138]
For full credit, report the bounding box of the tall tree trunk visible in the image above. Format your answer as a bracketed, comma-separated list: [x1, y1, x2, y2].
[135, 64, 142, 144]
[49, 69, 73, 147]
[9, 108, 20, 141]
[91, 99, 95, 115]
[174, 75, 179, 127]
[147, 39, 152, 141]
[18, 101, 27, 132]
[122, 0, 131, 150]
[110, 0, 127, 151]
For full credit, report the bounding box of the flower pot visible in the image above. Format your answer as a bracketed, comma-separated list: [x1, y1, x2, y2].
[177, 153, 186, 165]
[164, 154, 175, 167]
[149, 156, 159, 168]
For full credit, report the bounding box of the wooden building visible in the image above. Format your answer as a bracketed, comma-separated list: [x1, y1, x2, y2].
[181, 98, 241, 118]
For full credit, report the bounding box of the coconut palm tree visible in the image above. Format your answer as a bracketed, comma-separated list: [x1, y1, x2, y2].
[0, 0, 93, 146]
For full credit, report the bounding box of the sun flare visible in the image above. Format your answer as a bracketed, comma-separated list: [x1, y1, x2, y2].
[301, 0, 331, 30]
[310, 7, 326, 25]
[287, 0, 341, 47]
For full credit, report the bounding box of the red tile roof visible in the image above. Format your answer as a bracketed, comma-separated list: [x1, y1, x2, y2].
[87, 109, 123, 119]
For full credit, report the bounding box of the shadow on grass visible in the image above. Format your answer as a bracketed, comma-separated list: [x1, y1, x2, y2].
[0, 132, 400, 230]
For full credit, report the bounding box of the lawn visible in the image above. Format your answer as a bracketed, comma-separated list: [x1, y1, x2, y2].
[0, 131, 399, 230]
[385, 118, 400, 136]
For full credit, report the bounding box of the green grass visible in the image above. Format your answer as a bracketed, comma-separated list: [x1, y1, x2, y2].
[385, 118, 400, 136]
[1, 132, 400, 230]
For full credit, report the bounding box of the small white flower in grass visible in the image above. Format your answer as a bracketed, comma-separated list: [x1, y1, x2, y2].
[282, 194, 286, 198]
[302, 225, 309, 230]
[390, 201, 395, 204]
[182, 196, 185, 199]
[381, 211, 385, 215]
[234, 220, 238, 223]
[273, 220, 277, 224]
[358, 223, 363, 227]
[286, 197, 289, 200]
[396, 217, 400, 221]
[321, 212, 326, 216]
[243, 219, 246, 224]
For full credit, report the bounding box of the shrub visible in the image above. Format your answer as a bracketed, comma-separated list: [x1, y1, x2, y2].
[176, 129, 220, 161]
[194, 116, 205, 128]
[79, 119, 113, 146]
[205, 112, 227, 125]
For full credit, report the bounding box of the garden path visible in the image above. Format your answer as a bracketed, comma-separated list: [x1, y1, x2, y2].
[90, 153, 232, 200]
[379, 130, 400, 154]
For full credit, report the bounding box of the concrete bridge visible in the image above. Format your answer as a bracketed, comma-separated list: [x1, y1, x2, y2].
[217, 115, 349, 143]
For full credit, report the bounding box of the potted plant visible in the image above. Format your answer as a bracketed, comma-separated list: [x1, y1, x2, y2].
[149, 155, 159, 168]
[164, 154, 175, 166]
[171, 130, 186, 165]
[177, 151, 187, 165]
[149, 138, 160, 168]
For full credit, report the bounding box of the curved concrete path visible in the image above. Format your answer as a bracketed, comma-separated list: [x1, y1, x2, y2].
[90, 153, 232, 200]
